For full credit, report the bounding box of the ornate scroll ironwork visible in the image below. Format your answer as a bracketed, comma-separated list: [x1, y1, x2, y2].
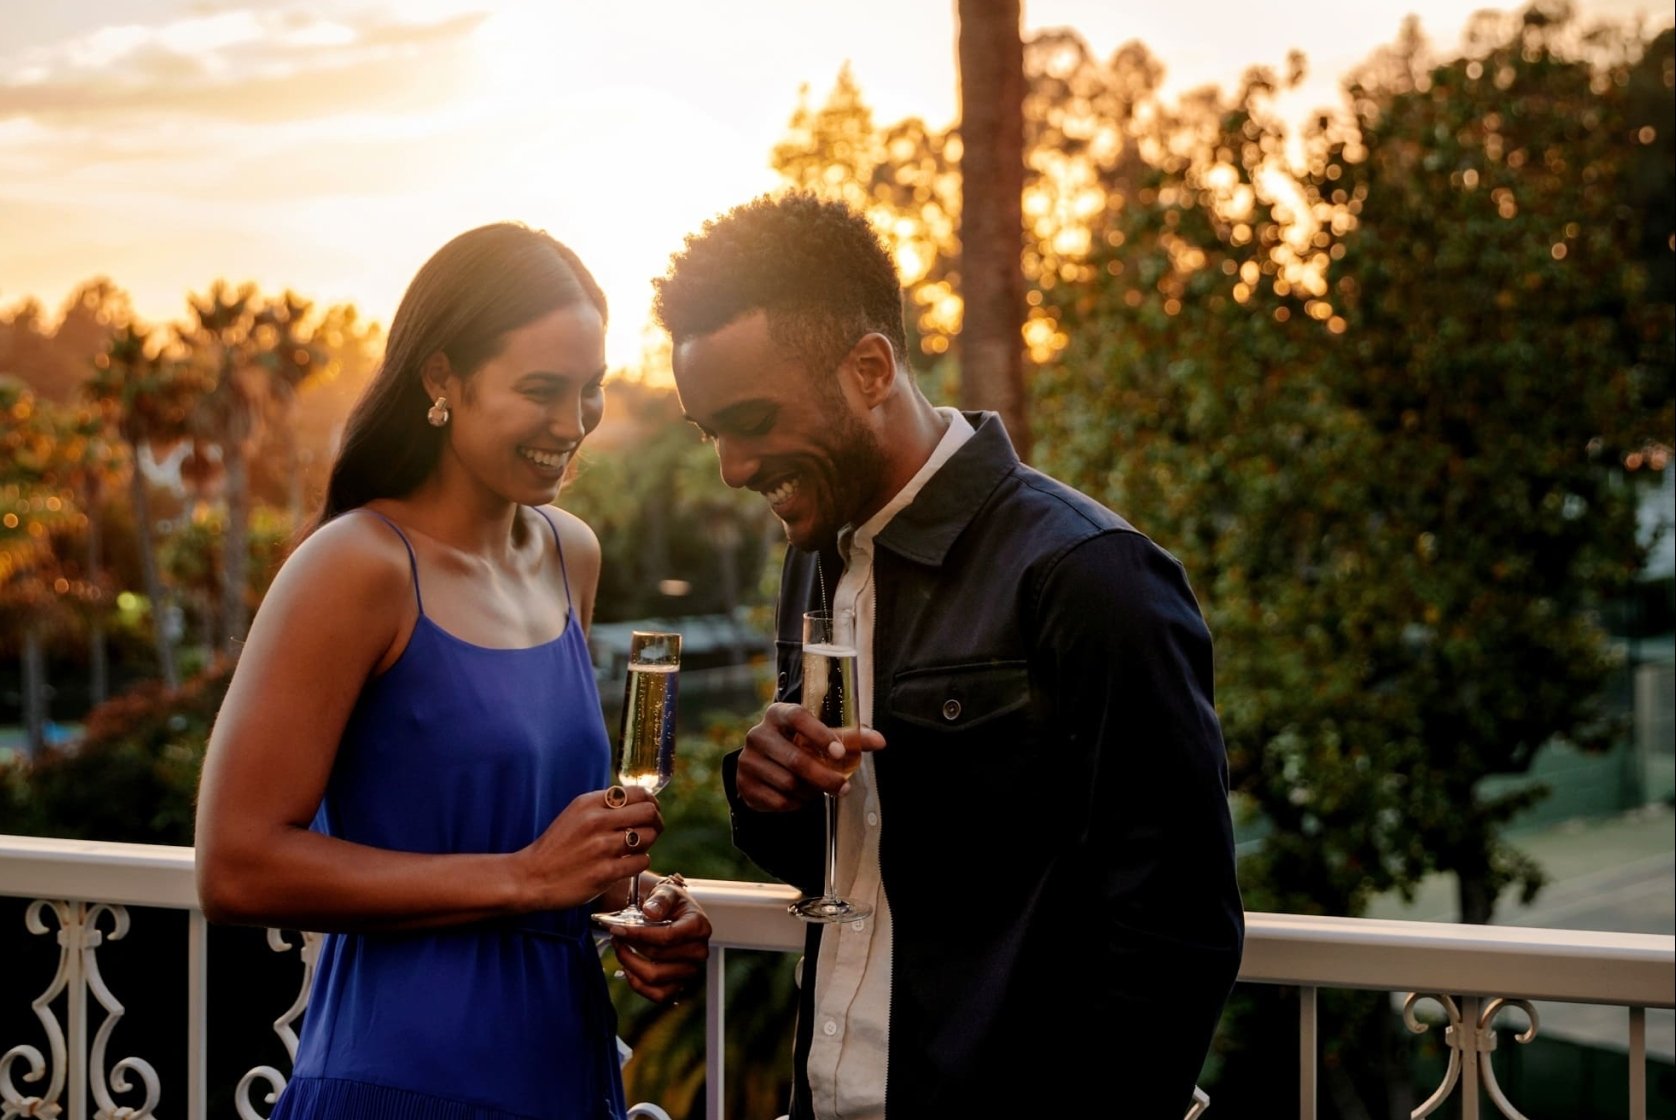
[234, 929, 320, 1120]
[1405, 992, 1540, 1120]
[1, 901, 160, 1120]
[1, 902, 71, 1120]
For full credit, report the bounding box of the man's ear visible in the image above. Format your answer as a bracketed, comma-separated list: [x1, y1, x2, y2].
[420, 351, 455, 400]
[845, 333, 898, 408]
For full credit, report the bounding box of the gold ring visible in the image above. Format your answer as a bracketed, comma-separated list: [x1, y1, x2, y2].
[604, 785, 629, 809]
[624, 829, 642, 851]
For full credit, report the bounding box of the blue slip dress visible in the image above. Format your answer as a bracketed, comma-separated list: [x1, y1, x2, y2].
[271, 508, 627, 1120]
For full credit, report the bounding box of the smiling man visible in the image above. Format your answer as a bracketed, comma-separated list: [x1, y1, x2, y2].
[654, 192, 1244, 1119]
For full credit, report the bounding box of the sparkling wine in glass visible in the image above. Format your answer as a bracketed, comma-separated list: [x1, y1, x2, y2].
[789, 609, 872, 924]
[593, 630, 680, 928]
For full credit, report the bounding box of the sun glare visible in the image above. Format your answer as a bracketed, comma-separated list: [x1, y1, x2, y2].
[4, 0, 1669, 382]
[458, 8, 785, 377]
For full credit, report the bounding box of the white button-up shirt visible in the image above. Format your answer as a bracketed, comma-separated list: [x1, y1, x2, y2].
[805, 408, 975, 1120]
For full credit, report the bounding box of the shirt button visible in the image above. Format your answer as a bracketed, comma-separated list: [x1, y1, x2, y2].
[823, 1020, 838, 1037]
[851, 919, 866, 932]
[942, 699, 962, 720]
[866, 812, 879, 827]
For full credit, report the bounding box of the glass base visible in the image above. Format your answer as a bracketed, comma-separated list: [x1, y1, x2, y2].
[788, 895, 873, 924]
[592, 906, 671, 929]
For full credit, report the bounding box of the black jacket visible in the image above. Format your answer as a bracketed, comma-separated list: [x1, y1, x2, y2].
[723, 412, 1244, 1119]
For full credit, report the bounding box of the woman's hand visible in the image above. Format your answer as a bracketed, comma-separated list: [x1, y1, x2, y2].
[517, 786, 663, 912]
[610, 876, 712, 1003]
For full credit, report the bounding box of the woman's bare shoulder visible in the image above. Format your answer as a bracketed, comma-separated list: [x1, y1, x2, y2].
[265, 510, 416, 618]
[540, 504, 600, 565]
[223, 509, 417, 729]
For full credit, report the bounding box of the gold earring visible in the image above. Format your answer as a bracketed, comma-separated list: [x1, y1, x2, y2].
[426, 395, 450, 427]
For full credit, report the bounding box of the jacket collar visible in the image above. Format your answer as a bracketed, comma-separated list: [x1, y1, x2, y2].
[872, 410, 1018, 567]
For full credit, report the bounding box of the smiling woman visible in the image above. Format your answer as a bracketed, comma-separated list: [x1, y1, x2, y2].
[423, 302, 608, 509]
[192, 222, 714, 1120]
[314, 224, 607, 524]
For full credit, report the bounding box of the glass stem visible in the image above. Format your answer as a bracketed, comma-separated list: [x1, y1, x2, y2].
[626, 871, 643, 914]
[823, 792, 839, 901]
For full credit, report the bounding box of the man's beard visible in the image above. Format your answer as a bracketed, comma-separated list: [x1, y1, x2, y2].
[795, 409, 889, 552]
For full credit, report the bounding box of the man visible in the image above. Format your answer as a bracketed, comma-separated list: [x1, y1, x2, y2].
[654, 192, 1243, 1119]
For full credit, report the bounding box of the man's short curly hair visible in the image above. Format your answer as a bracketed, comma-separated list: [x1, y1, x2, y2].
[653, 192, 909, 381]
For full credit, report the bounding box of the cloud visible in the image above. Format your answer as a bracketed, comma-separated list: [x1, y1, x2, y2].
[0, 7, 490, 125]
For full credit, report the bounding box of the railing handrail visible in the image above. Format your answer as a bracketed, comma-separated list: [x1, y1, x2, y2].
[3, 833, 1671, 1008]
[1242, 910, 1674, 1006]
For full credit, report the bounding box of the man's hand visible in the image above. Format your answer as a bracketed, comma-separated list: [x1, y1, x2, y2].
[610, 878, 712, 1003]
[735, 702, 886, 813]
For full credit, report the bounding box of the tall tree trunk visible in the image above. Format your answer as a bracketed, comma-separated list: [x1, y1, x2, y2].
[198, 591, 219, 654]
[955, 0, 1030, 460]
[84, 475, 108, 706]
[1451, 810, 1499, 926]
[129, 451, 179, 689]
[221, 441, 250, 653]
[88, 618, 108, 708]
[1456, 853, 1496, 926]
[22, 622, 48, 756]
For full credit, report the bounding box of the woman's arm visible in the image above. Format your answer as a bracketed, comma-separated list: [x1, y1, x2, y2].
[194, 514, 659, 932]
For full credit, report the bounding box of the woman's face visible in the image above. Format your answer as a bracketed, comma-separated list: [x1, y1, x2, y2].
[438, 302, 606, 507]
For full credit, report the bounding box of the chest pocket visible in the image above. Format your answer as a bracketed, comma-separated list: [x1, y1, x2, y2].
[887, 660, 1034, 735]
[885, 659, 1050, 861]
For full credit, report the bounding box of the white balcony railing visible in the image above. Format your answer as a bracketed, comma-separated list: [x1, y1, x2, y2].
[3, 833, 1672, 1120]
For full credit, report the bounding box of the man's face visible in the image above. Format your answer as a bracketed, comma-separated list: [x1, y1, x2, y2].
[673, 310, 888, 552]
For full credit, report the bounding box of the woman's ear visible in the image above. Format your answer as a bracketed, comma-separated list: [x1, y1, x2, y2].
[420, 351, 455, 400]
[844, 333, 898, 408]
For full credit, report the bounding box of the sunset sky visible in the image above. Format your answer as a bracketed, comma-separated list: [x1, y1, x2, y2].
[2, 0, 1669, 371]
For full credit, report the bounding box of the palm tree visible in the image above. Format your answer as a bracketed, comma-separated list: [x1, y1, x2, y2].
[184, 284, 323, 653]
[956, 0, 1030, 458]
[89, 324, 200, 689]
[52, 402, 124, 705]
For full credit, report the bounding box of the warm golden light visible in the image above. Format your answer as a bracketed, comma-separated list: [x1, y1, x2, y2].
[0, 0, 1667, 378]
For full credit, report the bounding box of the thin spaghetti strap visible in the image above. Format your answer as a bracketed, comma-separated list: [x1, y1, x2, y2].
[359, 509, 425, 616]
[532, 506, 573, 606]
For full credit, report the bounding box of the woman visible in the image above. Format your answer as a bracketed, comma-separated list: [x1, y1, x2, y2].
[195, 223, 710, 1119]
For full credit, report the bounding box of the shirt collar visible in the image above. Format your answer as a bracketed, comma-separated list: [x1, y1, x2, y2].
[839, 407, 976, 565]
[867, 410, 1020, 567]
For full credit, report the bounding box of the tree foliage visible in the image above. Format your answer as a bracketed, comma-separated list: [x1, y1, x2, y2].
[774, 0, 1673, 928]
[1309, 6, 1674, 923]
[87, 321, 203, 688]
[562, 378, 773, 623]
[3, 661, 232, 844]
[0, 379, 119, 749]
[1027, 7, 1672, 1107]
[180, 283, 330, 650]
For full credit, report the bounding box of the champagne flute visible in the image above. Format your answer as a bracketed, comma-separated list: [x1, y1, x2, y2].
[593, 630, 681, 928]
[789, 609, 872, 924]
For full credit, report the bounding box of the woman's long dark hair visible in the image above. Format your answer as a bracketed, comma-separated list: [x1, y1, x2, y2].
[312, 223, 607, 533]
